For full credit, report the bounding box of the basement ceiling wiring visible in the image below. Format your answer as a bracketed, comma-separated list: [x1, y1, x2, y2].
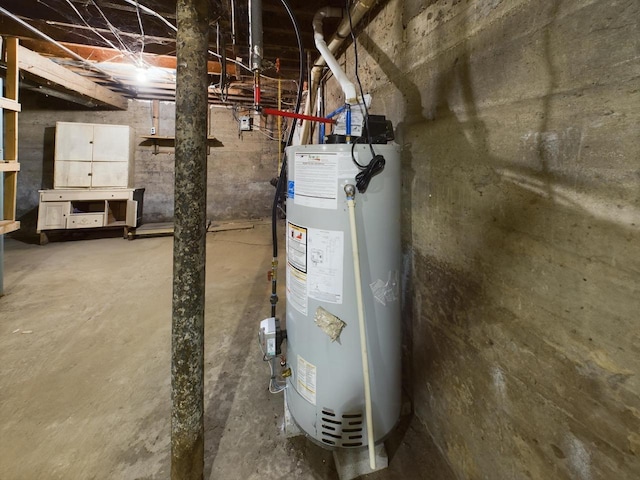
[1, 0, 305, 105]
[133, 0, 146, 57]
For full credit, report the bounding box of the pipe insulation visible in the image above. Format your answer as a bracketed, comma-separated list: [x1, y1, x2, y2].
[313, 7, 357, 104]
[300, 0, 378, 144]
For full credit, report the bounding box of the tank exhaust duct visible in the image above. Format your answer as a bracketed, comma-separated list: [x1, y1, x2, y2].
[300, 0, 379, 144]
[312, 8, 357, 104]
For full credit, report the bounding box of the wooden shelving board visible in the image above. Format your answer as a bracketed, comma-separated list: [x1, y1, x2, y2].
[0, 220, 20, 235]
[0, 162, 20, 172]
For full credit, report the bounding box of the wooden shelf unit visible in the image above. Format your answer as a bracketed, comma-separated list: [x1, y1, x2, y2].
[1, 37, 20, 235]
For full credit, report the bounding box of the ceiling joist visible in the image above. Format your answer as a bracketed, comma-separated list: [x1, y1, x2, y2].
[18, 45, 129, 110]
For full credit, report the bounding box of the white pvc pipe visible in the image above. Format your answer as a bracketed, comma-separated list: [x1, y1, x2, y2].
[300, 0, 378, 144]
[313, 8, 357, 104]
[345, 185, 376, 470]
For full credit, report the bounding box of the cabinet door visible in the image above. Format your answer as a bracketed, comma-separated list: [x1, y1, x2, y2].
[55, 122, 94, 161]
[90, 161, 128, 188]
[126, 200, 138, 227]
[37, 201, 69, 231]
[54, 161, 92, 188]
[92, 125, 130, 162]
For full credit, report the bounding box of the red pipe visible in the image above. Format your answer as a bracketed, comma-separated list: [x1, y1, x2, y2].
[254, 84, 261, 106]
[263, 107, 335, 124]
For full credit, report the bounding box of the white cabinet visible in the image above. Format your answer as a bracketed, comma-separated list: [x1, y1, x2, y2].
[54, 122, 132, 189]
[36, 189, 140, 240]
[38, 202, 68, 230]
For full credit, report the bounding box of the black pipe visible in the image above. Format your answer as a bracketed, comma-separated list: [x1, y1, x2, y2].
[269, 0, 305, 318]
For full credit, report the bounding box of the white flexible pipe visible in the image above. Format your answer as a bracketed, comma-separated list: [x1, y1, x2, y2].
[313, 8, 357, 104]
[300, 0, 378, 144]
[345, 184, 376, 470]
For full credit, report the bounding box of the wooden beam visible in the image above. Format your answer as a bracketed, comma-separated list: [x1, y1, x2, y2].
[6, 38, 19, 101]
[21, 84, 103, 107]
[20, 39, 237, 75]
[18, 45, 128, 110]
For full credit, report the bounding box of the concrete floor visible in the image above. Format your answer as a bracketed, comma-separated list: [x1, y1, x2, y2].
[0, 223, 453, 479]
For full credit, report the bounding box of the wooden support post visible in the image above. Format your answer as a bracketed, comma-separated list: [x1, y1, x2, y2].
[171, 0, 209, 479]
[3, 38, 18, 224]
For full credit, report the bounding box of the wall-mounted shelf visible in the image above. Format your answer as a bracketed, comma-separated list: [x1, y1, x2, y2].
[0, 161, 20, 172]
[139, 135, 224, 154]
[140, 100, 224, 154]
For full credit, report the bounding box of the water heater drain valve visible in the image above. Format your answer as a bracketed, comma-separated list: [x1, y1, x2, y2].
[259, 317, 286, 358]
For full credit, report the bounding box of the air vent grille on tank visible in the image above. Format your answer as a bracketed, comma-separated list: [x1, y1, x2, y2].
[320, 409, 364, 447]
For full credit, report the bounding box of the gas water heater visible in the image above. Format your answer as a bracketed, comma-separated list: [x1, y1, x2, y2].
[283, 142, 402, 448]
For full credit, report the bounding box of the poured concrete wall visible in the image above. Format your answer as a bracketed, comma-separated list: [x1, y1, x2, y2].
[17, 99, 278, 224]
[327, 0, 640, 477]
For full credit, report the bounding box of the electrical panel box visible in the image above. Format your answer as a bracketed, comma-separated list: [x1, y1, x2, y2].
[239, 115, 253, 131]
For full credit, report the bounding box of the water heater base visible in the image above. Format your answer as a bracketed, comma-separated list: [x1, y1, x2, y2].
[333, 443, 389, 479]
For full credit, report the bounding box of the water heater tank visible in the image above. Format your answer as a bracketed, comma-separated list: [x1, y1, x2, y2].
[284, 142, 401, 449]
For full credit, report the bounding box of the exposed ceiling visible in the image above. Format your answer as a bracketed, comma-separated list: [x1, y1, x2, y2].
[0, 0, 346, 109]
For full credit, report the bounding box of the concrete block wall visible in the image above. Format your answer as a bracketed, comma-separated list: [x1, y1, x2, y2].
[17, 99, 279, 224]
[326, 0, 640, 478]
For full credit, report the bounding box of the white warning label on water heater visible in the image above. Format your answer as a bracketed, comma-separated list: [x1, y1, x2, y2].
[286, 222, 307, 273]
[294, 152, 338, 209]
[286, 266, 308, 315]
[307, 228, 344, 304]
[297, 355, 317, 405]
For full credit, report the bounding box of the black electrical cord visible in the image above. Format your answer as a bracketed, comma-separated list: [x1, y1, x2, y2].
[346, 0, 385, 193]
[271, 0, 304, 259]
[351, 137, 385, 193]
[346, 0, 375, 156]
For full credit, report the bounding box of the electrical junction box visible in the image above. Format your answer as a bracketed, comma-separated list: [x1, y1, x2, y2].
[239, 115, 253, 131]
[259, 317, 277, 357]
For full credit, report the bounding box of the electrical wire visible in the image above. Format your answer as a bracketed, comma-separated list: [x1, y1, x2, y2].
[271, 0, 305, 259]
[346, 0, 385, 194]
[134, 0, 146, 57]
[258, 336, 287, 394]
[62, 0, 121, 53]
[346, 0, 375, 156]
[120, 0, 261, 76]
[255, 126, 289, 142]
[89, 0, 131, 55]
[62, 0, 298, 100]
[268, 358, 287, 394]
